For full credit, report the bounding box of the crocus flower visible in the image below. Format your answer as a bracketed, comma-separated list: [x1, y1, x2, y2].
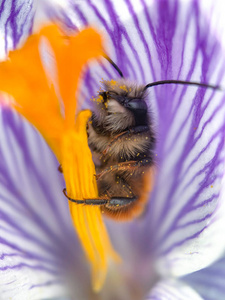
[1, 1, 225, 300]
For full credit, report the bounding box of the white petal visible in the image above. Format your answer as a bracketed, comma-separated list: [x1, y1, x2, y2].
[146, 279, 203, 300]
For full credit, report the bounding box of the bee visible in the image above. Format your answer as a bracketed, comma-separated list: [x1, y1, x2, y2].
[63, 56, 221, 220]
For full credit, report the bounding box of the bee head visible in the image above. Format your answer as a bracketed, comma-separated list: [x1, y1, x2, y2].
[101, 79, 149, 128]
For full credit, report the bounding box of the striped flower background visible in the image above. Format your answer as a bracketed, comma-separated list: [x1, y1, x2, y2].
[1, 0, 225, 299]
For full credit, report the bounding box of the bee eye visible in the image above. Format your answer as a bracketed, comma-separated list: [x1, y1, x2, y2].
[125, 99, 147, 113]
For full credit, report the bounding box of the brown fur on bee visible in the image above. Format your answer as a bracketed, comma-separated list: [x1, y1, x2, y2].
[87, 79, 156, 220]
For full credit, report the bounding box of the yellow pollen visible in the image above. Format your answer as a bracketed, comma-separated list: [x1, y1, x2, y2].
[0, 25, 119, 291]
[98, 95, 104, 102]
[119, 85, 128, 92]
[110, 79, 117, 86]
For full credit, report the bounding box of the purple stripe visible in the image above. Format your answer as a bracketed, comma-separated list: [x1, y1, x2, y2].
[175, 6, 193, 81]
[162, 3, 200, 115]
[191, 193, 219, 210]
[0, 0, 6, 16]
[182, 132, 224, 190]
[60, 10, 79, 31]
[166, 89, 212, 156]
[8, 1, 23, 48]
[0, 210, 60, 256]
[155, 97, 225, 215]
[1, 109, 68, 232]
[171, 3, 223, 117]
[106, 0, 145, 80]
[28, 14, 33, 35]
[0, 178, 73, 262]
[0, 145, 66, 244]
[12, 1, 33, 48]
[146, 281, 198, 300]
[162, 88, 201, 156]
[156, 142, 224, 251]
[98, 62, 117, 80]
[172, 131, 224, 195]
[2, 0, 34, 53]
[125, 0, 153, 82]
[175, 213, 213, 230]
[140, 0, 157, 81]
[95, 0, 142, 80]
[154, 3, 208, 120]
[179, 119, 223, 186]
[0, 236, 57, 265]
[0, 252, 55, 265]
[0, 193, 27, 217]
[0, 263, 56, 274]
[160, 224, 208, 256]
[29, 280, 61, 290]
[194, 94, 225, 143]
[156, 0, 178, 78]
[0, 253, 21, 260]
[4, 280, 16, 285]
[72, 4, 88, 26]
[154, 127, 224, 237]
[82, 69, 99, 101]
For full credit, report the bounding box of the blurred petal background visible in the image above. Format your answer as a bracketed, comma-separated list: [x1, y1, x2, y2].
[1, 0, 225, 299]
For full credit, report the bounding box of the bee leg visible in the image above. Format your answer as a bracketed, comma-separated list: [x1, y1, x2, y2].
[63, 188, 136, 207]
[63, 188, 109, 205]
[106, 197, 137, 207]
[128, 125, 150, 134]
[103, 125, 149, 155]
[116, 176, 135, 196]
[96, 157, 153, 179]
[95, 161, 136, 179]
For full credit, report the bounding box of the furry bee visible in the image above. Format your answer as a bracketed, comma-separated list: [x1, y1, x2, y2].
[86, 78, 155, 220]
[63, 57, 221, 221]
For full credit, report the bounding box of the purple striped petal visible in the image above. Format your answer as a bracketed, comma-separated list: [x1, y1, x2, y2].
[146, 279, 203, 300]
[182, 254, 225, 300]
[142, 2, 225, 277]
[0, 0, 35, 58]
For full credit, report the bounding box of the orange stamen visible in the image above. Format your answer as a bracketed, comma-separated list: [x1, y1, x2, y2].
[0, 25, 119, 291]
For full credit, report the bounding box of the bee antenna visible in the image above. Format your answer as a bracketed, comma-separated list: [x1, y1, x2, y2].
[104, 55, 124, 78]
[143, 80, 222, 91]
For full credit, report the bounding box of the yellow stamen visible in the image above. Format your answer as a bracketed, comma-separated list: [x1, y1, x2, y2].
[0, 25, 119, 291]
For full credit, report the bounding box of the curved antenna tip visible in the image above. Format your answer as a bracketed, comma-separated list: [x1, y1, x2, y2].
[103, 55, 124, 78]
